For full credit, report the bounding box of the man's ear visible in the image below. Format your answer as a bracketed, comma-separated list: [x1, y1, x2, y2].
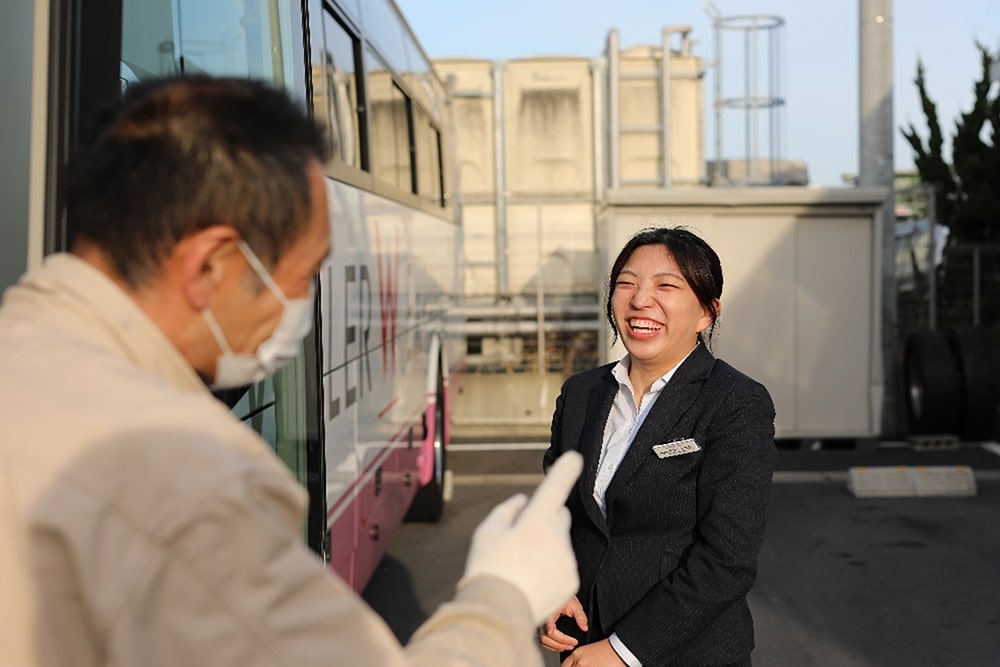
[174, 226, 241, 310]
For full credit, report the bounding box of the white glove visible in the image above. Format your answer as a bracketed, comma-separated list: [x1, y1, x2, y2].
[459, 451, 583, 625]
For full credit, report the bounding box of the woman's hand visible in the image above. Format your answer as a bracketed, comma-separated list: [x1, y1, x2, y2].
[560, 639, 627, 666]
[538, 595, 589, 653]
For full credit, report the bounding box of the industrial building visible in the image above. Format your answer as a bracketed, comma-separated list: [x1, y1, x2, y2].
[436, 18, 893, 443]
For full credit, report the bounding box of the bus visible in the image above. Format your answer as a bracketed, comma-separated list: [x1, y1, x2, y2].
[0, 0, 463, 592]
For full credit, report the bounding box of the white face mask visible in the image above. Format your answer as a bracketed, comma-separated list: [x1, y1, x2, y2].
[202, 240, 315, 389]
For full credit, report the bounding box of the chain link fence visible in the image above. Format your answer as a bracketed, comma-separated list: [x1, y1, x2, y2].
[899, 243, 1000, 326]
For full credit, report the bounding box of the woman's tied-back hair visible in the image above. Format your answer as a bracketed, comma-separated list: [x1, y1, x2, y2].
[606, 226, 724, 347]
[67, 75, 329, 287]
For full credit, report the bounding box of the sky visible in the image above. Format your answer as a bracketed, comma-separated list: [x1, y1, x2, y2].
[394, 0, 999, 187]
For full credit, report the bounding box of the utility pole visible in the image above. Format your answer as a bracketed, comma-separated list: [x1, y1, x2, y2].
[859, 0, 899, 437]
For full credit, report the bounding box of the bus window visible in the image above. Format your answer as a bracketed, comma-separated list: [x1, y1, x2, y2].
[176, 0, 284, 81]
[121, 0, 296, 85]
[121, 0, 179, 81]
[414, 107, 442, 206]
[360, 0, 410, 76]
[366, 49, 413, 194]
[316, 10, 362, 170]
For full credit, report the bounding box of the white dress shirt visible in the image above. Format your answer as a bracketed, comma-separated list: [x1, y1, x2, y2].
[597, 346, 697, 667]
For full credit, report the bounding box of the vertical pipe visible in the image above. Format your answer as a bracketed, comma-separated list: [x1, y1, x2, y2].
[859, 0, 897, 435]
[750, 19, 758, 183]
[591, 57, 606, 368]
[442, 75, 466, 301]
[743, 27, 751, 183]
[661, 28, 672, 187]
[591, 58, 605, 202]
[492, 60, 508, 296]
[608, 29, 620, 190]
[713, 16, 723, 186]
[776, 27, 784, 178]
[769, 25, 778, 182]
[536, 206, 545, 376]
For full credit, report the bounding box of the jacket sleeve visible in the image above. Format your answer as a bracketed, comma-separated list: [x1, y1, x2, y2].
[612, 379, 776, 665]
[106, 463, 543, 667]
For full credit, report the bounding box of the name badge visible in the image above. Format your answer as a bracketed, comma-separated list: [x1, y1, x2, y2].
[652, 438, 701, 459]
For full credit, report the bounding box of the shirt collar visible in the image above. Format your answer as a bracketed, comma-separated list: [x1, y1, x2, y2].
[611, 342, 701, 396]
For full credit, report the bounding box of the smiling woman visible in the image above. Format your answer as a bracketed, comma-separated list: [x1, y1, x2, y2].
[607, 229, 723, 397]
[541, 226, 777, 667]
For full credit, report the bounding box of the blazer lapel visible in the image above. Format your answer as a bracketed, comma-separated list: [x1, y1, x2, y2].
[603, 345, 716, 516]
[577, 370, 617, 536]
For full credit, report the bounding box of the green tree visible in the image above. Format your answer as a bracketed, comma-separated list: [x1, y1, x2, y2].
[902, 43, 1000, 244]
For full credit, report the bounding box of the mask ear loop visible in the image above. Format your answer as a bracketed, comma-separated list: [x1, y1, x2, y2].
[237, 240, 290, 307]
[202, 307, 235, 355]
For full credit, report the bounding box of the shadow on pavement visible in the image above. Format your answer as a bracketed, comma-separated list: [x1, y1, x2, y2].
[362, 555, 429, 643]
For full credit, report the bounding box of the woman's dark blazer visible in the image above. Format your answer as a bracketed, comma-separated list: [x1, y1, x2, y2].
[543, 343, 776, 667]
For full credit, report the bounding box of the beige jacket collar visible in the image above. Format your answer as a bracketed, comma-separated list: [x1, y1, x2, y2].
[20, 253, 209, 393]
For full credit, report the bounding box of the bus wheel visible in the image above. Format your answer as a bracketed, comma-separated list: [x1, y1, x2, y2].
[406, 390, 447, 523]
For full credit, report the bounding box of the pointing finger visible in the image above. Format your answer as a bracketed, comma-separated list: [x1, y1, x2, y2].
[523, 451, 582, 517]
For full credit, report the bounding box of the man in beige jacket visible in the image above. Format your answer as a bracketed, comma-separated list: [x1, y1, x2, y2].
[0, 75, 581, 667]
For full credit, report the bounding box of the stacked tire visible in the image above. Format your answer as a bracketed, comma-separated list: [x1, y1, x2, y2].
[903, 325, 998, 440]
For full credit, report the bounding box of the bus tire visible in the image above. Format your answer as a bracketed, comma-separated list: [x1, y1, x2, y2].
[945, 324, 998, 441]
[903, 329, 962, 436]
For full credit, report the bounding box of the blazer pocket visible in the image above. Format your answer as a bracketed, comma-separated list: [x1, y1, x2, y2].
[651, 448, 702, 482]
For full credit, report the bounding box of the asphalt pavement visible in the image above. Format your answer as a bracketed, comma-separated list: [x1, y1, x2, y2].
[364, 443, 1000, 666]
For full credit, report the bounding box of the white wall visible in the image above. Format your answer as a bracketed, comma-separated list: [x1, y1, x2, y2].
[601, 187, 888, 438]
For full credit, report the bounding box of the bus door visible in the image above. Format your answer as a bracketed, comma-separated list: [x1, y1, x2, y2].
[0, 0, 121, 291]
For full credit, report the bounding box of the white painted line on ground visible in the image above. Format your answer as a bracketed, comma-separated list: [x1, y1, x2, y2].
[451, 469, 1000, 487]
[453, 473, 543, 486]
[982, 442, 1000, 457]
[450, 442, 549, 452]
